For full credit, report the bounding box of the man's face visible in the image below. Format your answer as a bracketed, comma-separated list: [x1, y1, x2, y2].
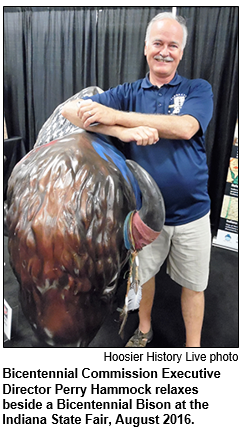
[145, 19, 184, 85]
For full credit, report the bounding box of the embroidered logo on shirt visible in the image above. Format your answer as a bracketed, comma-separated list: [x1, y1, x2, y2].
[168, 94, 187, 115]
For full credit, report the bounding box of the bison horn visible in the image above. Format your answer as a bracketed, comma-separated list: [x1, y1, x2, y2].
[125, 160, 165, 251]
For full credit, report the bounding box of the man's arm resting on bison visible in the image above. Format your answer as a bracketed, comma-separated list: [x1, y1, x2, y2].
[61, 100, 159, 146]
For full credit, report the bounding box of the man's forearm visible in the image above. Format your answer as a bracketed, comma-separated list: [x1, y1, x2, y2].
[75, 99, 200, 140]
[61, 101, 159, 146]
[114, 110, 199, 140]
[87, 123, 126, 139]
[62, 99, 198, 142]
[61, 101, 122, 137]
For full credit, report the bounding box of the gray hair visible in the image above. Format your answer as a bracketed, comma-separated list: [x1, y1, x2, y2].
[145, 12, 188, 50]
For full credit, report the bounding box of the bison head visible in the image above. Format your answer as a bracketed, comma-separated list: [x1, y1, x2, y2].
[6, 131, 164, 346]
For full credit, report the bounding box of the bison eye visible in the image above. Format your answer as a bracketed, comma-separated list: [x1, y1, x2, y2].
[102, 274, 118, 297]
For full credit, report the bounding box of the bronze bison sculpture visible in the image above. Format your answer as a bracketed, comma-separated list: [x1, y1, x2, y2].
[6, 128, 164, 347]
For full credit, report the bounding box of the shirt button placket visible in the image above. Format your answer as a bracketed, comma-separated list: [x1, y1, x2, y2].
[157, 91, 163, 113]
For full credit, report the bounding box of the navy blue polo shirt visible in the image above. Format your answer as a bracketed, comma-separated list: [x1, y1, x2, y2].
[88, 73, 213, 226]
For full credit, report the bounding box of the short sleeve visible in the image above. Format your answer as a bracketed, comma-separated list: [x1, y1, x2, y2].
[179, 79, 213, 134]
[84, 85, 127, 111]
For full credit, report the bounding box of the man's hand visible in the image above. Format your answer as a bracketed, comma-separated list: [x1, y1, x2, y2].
[63, 98, 199, 141]
[116, 126, 159, 146]
[77, 99, 117, 128]
[62, 99, 159, 145]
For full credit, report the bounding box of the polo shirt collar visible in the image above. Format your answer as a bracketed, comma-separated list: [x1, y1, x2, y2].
[142, 72, 182, 88]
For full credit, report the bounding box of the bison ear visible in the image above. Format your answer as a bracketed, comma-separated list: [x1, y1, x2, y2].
[124, 160, 165, 251]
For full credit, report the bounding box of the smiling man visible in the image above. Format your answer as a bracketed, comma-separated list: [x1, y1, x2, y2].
[144, 16, 184, 86]
[62, 12, 214, 348]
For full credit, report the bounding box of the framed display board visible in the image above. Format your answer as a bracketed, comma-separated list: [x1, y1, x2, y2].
[213, 121, 238, 251]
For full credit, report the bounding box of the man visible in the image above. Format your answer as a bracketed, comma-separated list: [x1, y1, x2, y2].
[62, 12, 213, 347]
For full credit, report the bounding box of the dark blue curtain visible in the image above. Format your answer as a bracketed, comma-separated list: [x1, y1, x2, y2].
[177, 7, 238, 234]
[4, 6, 238, 234]
[4, 7, 98, 146]
[4, 6, 172, 150]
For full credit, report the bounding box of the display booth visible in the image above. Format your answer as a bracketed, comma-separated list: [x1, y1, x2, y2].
[213, 121, 238, 252]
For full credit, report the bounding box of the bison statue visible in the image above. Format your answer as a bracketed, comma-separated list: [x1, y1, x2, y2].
[6, 87, 165, 347]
